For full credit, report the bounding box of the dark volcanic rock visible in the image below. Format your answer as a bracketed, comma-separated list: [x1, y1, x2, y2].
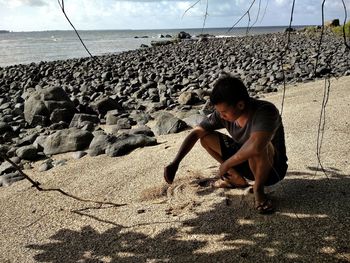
[24, 86, 75, 127]
[153, 112, 188, 135]
[15, 145, 39, 160]
[88, 133, 117, 156]
[69, 114, 99, 128]
[0, 122, 13, 134]
[91, 97, 123, 117]
[43, 128, 94, 155]
[105, 134, 157, 157]
[0, 172, 25, 187]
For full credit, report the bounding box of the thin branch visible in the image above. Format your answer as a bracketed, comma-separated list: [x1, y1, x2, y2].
[182, 0, 201, 19]
[260, 0, 269, 23]
[286, 0, 296, 49]
[227, 0, 257, 33]
[314, 0, 326, 76]
[245, 10, 251, 35]
[248, 0, 262, 32]
[57, 0, 100, 64]
[0, 152, 126, 207]
[201, 0, 209, 34]
[341, 0, 350, 49]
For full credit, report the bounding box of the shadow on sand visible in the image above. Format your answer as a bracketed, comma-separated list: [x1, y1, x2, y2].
[27, 167, 350, 262]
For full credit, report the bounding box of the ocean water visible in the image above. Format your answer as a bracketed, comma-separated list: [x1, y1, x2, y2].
[0, 26, 303, 67]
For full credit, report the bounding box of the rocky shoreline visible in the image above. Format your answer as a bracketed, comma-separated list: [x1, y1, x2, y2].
[0, 31, 349, 186]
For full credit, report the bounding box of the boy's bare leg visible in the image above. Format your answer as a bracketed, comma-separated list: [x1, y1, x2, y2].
[200, 132, 248, 187]
[248, 143, 275, 208]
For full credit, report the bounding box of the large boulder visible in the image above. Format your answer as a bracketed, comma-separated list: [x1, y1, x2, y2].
[178, 92, 199, 105]
[69, 114, 99, 128]
[106, 134, 157, 157]
[15, 145, 39, 160]
[153, 112, 188, 135]
[43, 128, 93, 155]
[0, 122, 12, 135]
[177, 31, 191, 39]
[91, 97, 123, 117]
[24, 86, 75, 127]
[0, 172, 25, 187]
[325, 19, 340, 27]
[88, 133, 117, 156]
[182, 114, 206, 128]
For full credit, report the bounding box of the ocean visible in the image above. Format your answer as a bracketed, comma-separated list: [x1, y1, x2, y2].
[0, 26, 305, 67]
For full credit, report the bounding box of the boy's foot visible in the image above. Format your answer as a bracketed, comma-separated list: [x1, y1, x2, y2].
[255, 198, 275, 214]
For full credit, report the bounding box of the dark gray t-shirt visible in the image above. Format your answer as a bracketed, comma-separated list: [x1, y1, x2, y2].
[199, 98, 287, 162]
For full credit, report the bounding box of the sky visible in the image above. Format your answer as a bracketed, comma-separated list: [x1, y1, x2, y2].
[0, 0, 349, 32]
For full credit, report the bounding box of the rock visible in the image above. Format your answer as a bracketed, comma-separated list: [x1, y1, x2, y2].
[16, 133, 39, 147]
[325, 19, 340, 27]
[150, 40, 174, 47]
[49, 121, 69, 130]
[72, 151, 87, 159]
[284, 27, 295, 33]
[0, 122, 13, 134]
[116, 118, 133, 129]
[182, 114, 206, 128]
[69, 114, 99, 128]
[50, 108, 72, 123]
[130, 111, 152, 125]
[24, 86, 75, 126]
[178, 92, 198, 105]
[88, 133, 117, 156]
[38, 159, 54, 172]
[153, 112, 188, 135]
[15, 145, 39, 160]
[105, 110, 120, 125]
[128, 126, 155, 137]
[53, 159, 67, 167]
[91, 97, 123, 117]
[0, 172, 25, 187]
[106, 134, 157, 157]
[0, 161, 16, 175]
[178, 31, 191, 39]
[33, 135, 47, 151]
[43, 128, 94, 155]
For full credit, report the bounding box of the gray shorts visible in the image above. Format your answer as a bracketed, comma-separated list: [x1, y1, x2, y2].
[218, 132, 287, 186]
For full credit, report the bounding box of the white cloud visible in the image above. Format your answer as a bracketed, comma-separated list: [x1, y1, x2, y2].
[0, 0, 348, 31]
[274, 0, 287, 6]
[1, 0, 46, 8]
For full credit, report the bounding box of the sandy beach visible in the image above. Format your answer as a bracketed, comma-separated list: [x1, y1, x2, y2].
[0, 75, 349, 262]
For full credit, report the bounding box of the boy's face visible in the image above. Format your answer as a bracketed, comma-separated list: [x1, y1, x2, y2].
[215, 101, 244, 122]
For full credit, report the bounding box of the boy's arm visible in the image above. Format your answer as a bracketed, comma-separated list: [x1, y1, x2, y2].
[164, 126, 209, 184]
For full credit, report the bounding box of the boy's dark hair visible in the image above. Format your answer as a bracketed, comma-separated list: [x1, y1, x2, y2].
[210, 75, 250, 106]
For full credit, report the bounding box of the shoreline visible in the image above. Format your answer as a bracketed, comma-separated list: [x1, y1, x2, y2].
[0, 27, 312, 68]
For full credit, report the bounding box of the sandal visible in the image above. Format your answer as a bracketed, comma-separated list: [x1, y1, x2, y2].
[255, 198, 275, 214]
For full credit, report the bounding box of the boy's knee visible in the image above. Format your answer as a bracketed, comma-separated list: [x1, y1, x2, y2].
[200, 132, 218, 149]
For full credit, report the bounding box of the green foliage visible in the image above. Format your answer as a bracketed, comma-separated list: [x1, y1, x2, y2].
[332, 20, 350, 37]
[303, 26, 319, 33]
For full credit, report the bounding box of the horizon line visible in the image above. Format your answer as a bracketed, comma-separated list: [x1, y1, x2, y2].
[2, 24, 316, 33]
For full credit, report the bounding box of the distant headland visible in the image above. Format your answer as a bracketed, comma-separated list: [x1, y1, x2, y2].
[0, 30, 10, 33]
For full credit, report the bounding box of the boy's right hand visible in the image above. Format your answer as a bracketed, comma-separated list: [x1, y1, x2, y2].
[164, 162, 179, 184]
